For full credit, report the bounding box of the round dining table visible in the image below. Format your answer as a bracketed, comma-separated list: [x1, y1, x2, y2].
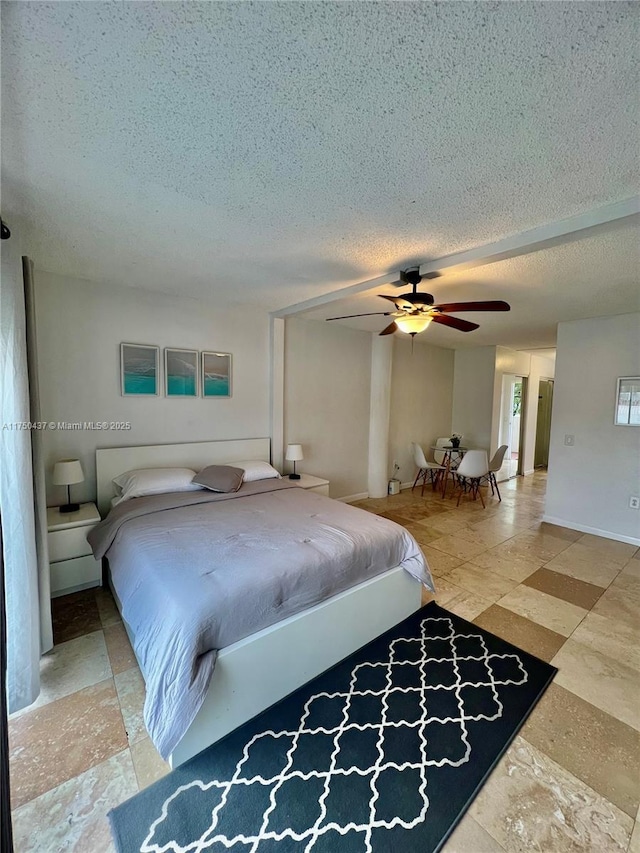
[430, 445, 468, 498]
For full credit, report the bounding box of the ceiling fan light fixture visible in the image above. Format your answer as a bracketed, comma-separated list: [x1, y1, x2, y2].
[394, 314, 433, 335]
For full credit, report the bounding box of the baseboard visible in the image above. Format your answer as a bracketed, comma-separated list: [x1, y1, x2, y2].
[337, 484, 420, 501]
[524, 469, 535, 476]
[337, 492, 369, 503]
[336, 481, 440, 501]
[542, 515, 640, 547]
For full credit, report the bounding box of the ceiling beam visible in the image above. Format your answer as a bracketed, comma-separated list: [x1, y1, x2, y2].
[273, 197, 639, 318]
[419, 197, 640, 278]
[272, 270, 401, 318]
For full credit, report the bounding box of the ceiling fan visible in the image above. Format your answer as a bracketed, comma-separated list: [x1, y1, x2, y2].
[326, 268, 510, 337]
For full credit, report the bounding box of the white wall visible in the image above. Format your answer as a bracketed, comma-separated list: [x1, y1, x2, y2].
[545, 313, 640, 544]
[389, 339, 455, 485]
[451, 347, 497, 451]
[283, 318, 372, 499]
[35, 271, 271, 504]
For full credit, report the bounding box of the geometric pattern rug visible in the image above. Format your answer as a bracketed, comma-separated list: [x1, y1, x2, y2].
[109, 602, 556, 853]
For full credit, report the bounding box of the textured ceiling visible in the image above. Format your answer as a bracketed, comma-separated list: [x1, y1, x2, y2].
[1, 1, 639, 342]
[299, 223, 640, 349]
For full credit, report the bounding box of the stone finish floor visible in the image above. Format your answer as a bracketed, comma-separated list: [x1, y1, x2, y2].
[8, 472, 640, 852]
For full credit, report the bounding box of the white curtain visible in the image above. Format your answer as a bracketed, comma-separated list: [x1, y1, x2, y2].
[23, 257, 53, 656]
[0, 240, 52, 713]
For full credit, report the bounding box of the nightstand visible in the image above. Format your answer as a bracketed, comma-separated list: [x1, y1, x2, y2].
[292, 474, 330, 496]
[47, 502, 101, 597]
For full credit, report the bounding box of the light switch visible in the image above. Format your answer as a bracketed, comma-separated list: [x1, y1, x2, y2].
[564, 434, 575, 446]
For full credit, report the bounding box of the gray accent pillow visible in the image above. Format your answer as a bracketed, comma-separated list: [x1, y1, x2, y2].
[192, 465, 244, 493]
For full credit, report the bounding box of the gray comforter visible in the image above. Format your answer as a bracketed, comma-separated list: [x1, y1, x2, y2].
[88, 480, 434, 758]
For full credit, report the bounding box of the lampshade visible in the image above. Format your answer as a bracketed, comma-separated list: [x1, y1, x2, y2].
[52, 459, 84, 486]
[285, 444, 304, 462]
[394, 315, 433, 335]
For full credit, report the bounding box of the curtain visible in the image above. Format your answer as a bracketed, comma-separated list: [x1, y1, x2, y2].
[23, 257, 52, 654]
[1, 521, 15, 853]
[0, 241, 51, 714]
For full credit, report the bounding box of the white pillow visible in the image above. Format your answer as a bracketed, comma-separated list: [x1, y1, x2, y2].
[112, 467, 203, 504]
[227, 460, 281, 482]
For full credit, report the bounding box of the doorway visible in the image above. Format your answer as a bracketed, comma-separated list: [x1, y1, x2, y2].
[534, 379, 554, 468]
[499, 374, 525, 480]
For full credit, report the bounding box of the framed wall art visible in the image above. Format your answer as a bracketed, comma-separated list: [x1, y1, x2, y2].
[120, 343, 159, 396]
[615, 377, 640, 426]
[165, 348, 198, 397]
[201, 351, 232, 398]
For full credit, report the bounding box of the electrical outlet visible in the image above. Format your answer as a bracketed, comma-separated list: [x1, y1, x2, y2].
[564, 434, 575, 446]
[630, 496, 640, 510]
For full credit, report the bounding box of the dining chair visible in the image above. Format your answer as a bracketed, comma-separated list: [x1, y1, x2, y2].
[482, 445, 509, 502]
[451, 449, 489, 508]
[410, 443, 447, 496]
[433, 437, 451, 466]
[435, 435, 465, 468]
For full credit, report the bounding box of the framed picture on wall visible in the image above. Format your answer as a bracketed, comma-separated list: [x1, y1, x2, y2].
[615, 377, 640, 426]
[165, 348, 198, 397]
[120, 343, 159, 396]
[201, 351, 232, 398]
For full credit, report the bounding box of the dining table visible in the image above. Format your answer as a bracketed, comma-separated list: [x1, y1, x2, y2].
[430, 445, 468, 498]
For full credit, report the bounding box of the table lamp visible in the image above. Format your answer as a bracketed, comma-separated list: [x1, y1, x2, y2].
[52, 459, 84, 513]
[285, 444, 303, 480]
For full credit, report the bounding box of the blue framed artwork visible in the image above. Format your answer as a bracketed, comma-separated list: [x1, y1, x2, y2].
[202, 351, 232, 398]
[165, 348, 198, 397]
[120, 343, 159, 396]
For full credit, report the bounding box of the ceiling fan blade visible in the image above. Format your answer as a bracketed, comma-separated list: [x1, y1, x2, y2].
[326, 312, 391, 321]
[379, 321, 398, 336]
[379, 294, 414, 310]
[431, 314, 479, 333]
[434, 300, 511, 313]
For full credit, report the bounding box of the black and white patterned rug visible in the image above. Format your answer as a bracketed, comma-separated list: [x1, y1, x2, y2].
[110, 602, 556, 853]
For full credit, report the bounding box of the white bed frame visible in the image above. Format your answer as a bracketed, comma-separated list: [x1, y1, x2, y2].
[96, 439, 423, 767]
[95, 437, 273, 516]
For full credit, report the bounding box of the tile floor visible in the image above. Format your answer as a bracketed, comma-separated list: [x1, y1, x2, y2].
[8, 472, 640, 852]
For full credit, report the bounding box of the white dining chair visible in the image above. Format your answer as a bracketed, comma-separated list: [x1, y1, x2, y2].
[482, 445, 509, 502]
[452, 449, 489, 508]
[435, 435, 465, 468]
[410, 443, 447, 496]
[433, 437, 451, 466]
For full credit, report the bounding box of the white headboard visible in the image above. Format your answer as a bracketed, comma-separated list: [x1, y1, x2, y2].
[96, 438, 271, 516]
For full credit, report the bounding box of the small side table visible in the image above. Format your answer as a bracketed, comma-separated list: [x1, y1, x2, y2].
[290, 474, 330, 496]
[47, 502, 101, 597]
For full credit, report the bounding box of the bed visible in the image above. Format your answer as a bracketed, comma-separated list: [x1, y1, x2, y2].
[92, 438, 433, 767]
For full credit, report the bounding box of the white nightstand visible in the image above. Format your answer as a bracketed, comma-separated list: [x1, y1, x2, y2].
[47, 502, 101, 598]
[290, 474, 330, 496]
